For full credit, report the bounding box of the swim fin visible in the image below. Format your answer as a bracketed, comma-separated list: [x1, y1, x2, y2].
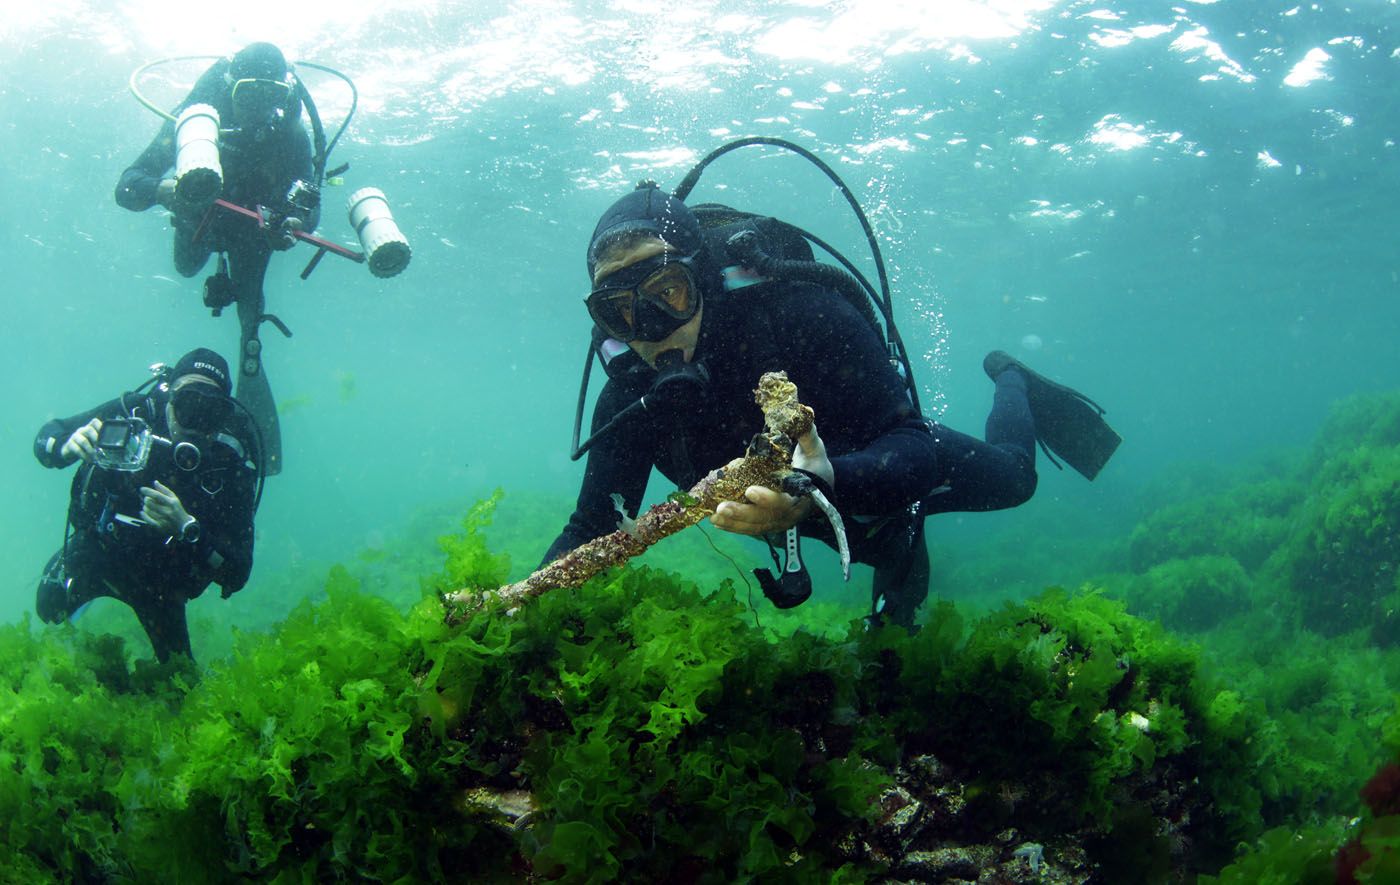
[984, 350, 1122, 481]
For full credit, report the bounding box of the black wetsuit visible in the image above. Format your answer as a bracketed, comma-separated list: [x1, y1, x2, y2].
[34, 389, 258, 662]
[547, 282, 1039, 622]
[115, 58, 318, 294]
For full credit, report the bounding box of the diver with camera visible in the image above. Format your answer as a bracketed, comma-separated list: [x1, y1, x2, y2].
[115, 42, 411, 477]
[32, 349, 261, 664]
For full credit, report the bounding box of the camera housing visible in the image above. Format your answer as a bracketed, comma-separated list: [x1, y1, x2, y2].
[93, 418, 154, 472]
[284, 179, 321, 218]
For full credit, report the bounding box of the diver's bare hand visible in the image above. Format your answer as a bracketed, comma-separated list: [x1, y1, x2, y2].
[712, 484, 812, 536]
[268, 216, 303, 251]
[156, 178, 178, 210]
[791, 425, 834, 491]
[61, 419, 102, 464]
[711, 424, 833, 536]
[138, 480, 192, 536]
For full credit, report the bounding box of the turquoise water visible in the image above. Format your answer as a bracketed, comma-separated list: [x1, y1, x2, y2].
[2, 1, 1397, 626]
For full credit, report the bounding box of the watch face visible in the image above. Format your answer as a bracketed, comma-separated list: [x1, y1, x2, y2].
[182, 519, 201, 543]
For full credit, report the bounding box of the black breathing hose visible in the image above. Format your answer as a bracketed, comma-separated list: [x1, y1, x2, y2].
[724, 230, 883, 333]
[676, 135, 920, 414]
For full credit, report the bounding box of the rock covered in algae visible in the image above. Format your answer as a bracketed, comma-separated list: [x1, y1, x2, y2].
[754, 369, 813, 442]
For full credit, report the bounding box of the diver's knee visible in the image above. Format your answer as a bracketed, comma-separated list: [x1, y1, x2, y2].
[173, 233, 210, 278]
[1009, 458, 1038, 506]
[175, 254, 208, 278]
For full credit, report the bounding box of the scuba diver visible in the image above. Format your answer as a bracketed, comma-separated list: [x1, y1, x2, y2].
[32, 349, 263, 664]
[549, 138, 1121, 628]
[115, 42, 410, 476]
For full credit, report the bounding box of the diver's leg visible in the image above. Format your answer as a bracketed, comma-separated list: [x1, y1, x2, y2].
[862, 372, 1038, 629]
[984, 366, 1038, 462]
[799, 505, 930, 629]
[870, 522, 930, 629]
[36, 534, 112, 623]
[97, 551, 195, 663]
[983, 352, 1122, 481]
[35, 549, 70, 623]
[173, 214, 213, 279]
[230, 239, 282, 475]
[129, 593, 194, 664]
[919, 369, 1038, 515]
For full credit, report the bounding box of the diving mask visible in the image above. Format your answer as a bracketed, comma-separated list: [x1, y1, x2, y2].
[171, 385, 232, 434]
[229, 76, 293, 121]
[586, 252, 700, 343]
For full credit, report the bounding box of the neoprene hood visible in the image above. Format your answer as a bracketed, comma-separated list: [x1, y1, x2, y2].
[229, 43, 289, 81]
[586, 182, 703, 279]
[173, 348, 232, 395]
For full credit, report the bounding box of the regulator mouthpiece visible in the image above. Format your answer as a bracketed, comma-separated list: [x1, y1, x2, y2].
[173, 104, 223, 208]
[347, 187, 411, 278]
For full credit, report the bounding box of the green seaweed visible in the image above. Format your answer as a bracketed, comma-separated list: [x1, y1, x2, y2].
[16, 379, 1400, 884]
[1198, 823, 1343, 884]
[1279, 440, 1400, 639]
[1127, 476, 1302, 574]
[0, 492, 1282, 881]
[1121, 555, 1252, 632]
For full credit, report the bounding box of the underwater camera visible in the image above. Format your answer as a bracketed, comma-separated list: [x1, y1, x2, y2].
[93, 417, 203, 473]
[93, 418, 154, 472]
[285, 178, 321, 218]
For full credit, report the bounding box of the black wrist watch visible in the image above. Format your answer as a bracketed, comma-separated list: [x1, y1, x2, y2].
[178, 516, 201, 544]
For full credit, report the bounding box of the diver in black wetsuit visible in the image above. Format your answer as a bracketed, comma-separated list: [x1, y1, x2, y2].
[32, 349, 260, 663]
[547, 182, 1119, 627]
[115, 42, 321, 477]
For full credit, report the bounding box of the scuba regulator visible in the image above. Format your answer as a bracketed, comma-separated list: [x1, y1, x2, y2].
[570, 348, 711, 461]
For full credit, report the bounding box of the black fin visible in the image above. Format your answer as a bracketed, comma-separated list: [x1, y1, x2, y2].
[235, 340, 282, 477]
[986, 351, 1122, 481]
